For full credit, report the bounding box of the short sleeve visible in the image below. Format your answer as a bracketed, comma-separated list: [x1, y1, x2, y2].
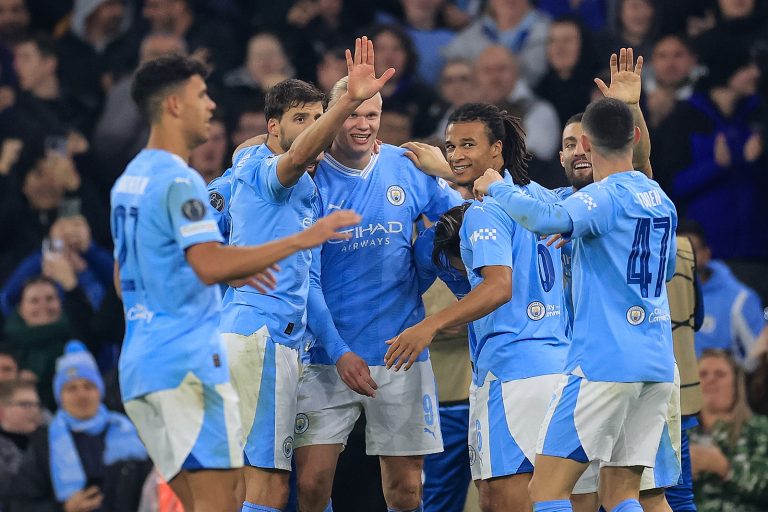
[462, 203, 514, 275]
[207, 170, 232, 239]
[167, 175, 223, 250]
[235, 145, 292, 204]
[560, 184, 617, 238]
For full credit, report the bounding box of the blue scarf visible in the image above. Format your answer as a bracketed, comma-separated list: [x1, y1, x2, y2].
[48, 405, 147, 502]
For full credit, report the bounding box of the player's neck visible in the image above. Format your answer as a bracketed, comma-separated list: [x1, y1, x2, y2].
[590, 153, 634, 181]
[266, 138, 285, 156]
[146, 126, 192, 162]
[328, 144, 372, 171]
[455, 185, 473, 200]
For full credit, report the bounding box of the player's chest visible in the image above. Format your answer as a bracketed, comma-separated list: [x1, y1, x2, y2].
[317, 175, 420, 225]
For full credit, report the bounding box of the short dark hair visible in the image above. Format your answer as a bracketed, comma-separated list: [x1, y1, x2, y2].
[676, 219, 708, 246]
[448, 103, 532, 185]
[0, 380, 36, 404]
[19, 33, 57, 59]
[264, 79, 326, 122]
[131, 55, 208, 122]
[564, 112, 583, 128]
[581, 98, 634, 155]
[370, 24, 418, 79]
[433, 203, 470, 270]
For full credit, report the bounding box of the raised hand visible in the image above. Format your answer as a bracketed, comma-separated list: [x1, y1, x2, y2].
[594, 47, 643, 105]
[300, 210, 361, 248]
[345, 36, 396, 102]
[400, 141, 453, 180]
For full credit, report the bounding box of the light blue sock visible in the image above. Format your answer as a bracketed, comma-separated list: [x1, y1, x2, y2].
[241, 502, 280, 512]
[323, 500, 333, 512]
[612, 499, 643, 512]
[533, 500, 573, 512]
[387, 503, 423, 512]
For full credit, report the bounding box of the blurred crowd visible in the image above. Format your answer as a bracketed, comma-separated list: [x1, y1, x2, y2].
[0, 0, 766, 511]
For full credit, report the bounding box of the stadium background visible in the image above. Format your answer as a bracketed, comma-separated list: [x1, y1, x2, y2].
[0, 0, 766, 511]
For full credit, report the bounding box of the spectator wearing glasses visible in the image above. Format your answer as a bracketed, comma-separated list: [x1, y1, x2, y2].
[0, 381, 43, 506]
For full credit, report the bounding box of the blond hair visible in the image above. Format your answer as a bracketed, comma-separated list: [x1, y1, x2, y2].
[329, 76, 349, 106]
[701, 348, 753, 446]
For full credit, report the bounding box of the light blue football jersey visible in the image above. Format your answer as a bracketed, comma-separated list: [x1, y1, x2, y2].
[219, 144, 317, 349]
[207, 166, 234, 239]
[460, 174, 568, 386]
[489, 171, 678, 383]
[413, 226, 472, 299]
[553, 186, 575, 334]
[308, 145, 463, 366]
[110, 149, 227, 401]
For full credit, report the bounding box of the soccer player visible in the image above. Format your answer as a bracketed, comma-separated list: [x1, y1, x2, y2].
[386, 103, 568, 511]
[473, 97, 678, 512]
[219, 37, 395, 512]
[293, 75, 462, 512]
[111, 55, 360, 512]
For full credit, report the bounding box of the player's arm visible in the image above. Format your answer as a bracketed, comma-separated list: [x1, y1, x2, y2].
[307, 247, 378, 397]
[186, 210, 360, 285]
[473, 171, 574, 235]
[594, 48, 652, 178]
[384, 265, 510, 371]
[275, 37, 394, 188]
[400, 141, 455, 181]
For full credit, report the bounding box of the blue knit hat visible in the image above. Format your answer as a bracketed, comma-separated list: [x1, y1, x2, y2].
[53, 340, 104, 405]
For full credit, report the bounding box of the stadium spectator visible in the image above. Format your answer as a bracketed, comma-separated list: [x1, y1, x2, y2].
[220, 32, 293, 117]
[377, 106, 414, 146]
[443, 0, 551, 87]
[596, 0, 657, 64]
[189, 116, 227, 183]
[8, 341, 150, 512]
[140, 0, 237, 82]
[91, 32, 186, 192]
[694, 0, 768, 70]
[690, 349, 768, 512]
[315, 45, 347, 95]
[2, 276, 93, 408]
[536, 16, 599, 127]
[432, 58, 476, 140]
[56, 0, 134, 129]
[0, 0, 30, 101]
[677, 221, 764, 371]
[748, 325, 768, 415]
[376, 0, 456, 86]
[0, 349, 19, 383]
[228, 99, 268, 151]
[654, 41, 766, 288]
[370, 24, 442, 138]
[473, 44, 560, 159]
[644, 34, 699, 129]
[0, 381, 43, 506]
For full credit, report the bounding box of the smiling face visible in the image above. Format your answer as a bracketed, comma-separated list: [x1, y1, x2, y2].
[18, 280, 61, 326]
[333, 95, 382, 161]
[445, 120, 502, 187]
[560, 121, 593, 190]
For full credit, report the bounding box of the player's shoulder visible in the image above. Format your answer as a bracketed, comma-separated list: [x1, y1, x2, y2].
[232, 143, 271, 175]
[524, 179, 561, 203]
[464, 197, 507, 224]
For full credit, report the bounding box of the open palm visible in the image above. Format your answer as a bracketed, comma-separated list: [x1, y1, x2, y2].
[345, 36, 396, 102]
[595, 47, 643, 105]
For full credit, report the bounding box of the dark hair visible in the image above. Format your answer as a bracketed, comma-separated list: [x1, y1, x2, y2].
[369, 24, 418, 79]
[19, 32, 57, 59]
[0, 345, 18, 366]
[0, 380, 36, 404]
[131, 55, 208, 122]
[581, 98, 634, 154]
[654, 33, 695, 56]
[432, 203, 470, 270]
[264, 79, 326, 122]
[448, 103, 532, 185]
[676, 218, 708, 246]
[564, 112, 583, 128]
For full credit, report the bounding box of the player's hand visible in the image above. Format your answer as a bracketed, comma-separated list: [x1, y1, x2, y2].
[373, 138, 382, 154]
[64, 486, 103, 512]
[400, 141, 453, 180]
[594, 47, 643, 106]
[345, 36, 396, 102]
[228, 264, 280, 292]
[384, 320, 438, 371]
[543, 233, 570, 249]
[336, 352, 378, 397]
[300, 210, 361, 248]
[473, 169, 503, 201]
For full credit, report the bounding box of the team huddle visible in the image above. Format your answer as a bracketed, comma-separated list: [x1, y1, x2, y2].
[110, 36, 681, 512]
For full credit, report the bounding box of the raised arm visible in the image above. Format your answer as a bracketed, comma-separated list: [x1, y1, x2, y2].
[594, 48, 652, 178]
[275, 36, 395, 188]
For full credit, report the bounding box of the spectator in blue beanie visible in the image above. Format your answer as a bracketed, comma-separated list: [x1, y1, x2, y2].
[8, 341, 150, 512]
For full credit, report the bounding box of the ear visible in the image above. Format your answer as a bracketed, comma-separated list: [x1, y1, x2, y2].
[166, 93, 182, 118]
[633, 126, 641, 145]
[580, 133, 592, 154]
[559, 150, 565, 168]
[491, 139, 502, 157]
[267, 118, 279, 137]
